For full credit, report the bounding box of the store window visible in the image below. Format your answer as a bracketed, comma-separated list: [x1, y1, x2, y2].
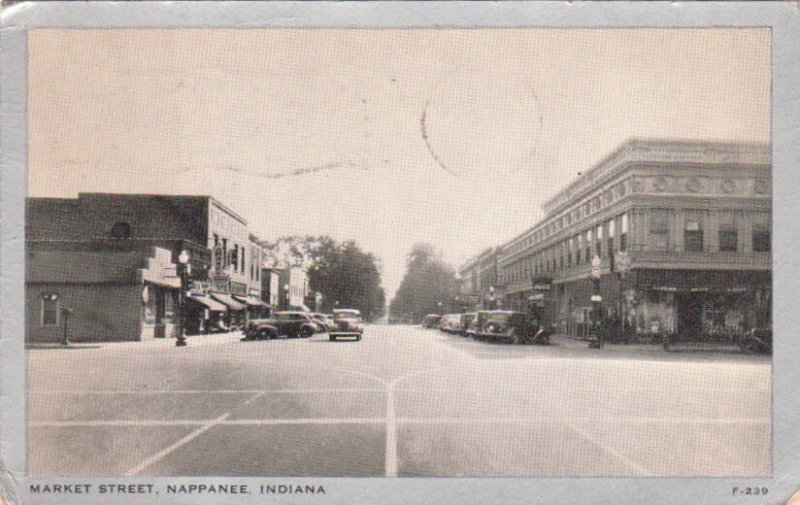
[684, 217, 704, 252]
[753, 225, 771, 252]
[647, 210, 670, 251]
[41, 296, 59, 326]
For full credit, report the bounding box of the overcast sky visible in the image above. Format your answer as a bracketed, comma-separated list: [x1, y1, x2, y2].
[28, 28, 770, 298]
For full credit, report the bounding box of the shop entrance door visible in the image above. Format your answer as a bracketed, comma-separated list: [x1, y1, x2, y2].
[676, 292, 703, 340]
[154, 288, 166, 338]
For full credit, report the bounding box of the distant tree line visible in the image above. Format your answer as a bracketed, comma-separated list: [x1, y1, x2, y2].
[261, 236, 386, 321]
[390, 243, 458, 323]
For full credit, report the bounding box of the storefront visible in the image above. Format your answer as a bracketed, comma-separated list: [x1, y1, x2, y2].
[26, 242, 182, 343]
[185, 292, 227, 335]
[210, 292, 247, 328]
[553, 269, 771, 341]
[234, 293, 270, 320]
[629, 269, 771, 340]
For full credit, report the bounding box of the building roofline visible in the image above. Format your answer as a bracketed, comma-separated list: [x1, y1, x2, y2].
[65, 192, 248, 225]
[542, 138, 770, 215]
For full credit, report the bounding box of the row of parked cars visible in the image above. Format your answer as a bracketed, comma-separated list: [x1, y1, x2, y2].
[243, 309, 364, 342]
[423, 310, 552, 345]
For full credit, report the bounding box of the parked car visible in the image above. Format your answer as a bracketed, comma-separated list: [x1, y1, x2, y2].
[243, 311, 319, 340]
[422, 314, 443, 328]
[330, 308, 364, 341]
[438, 314, 463, 333]
[310, 312, 337, 333]
[470, 310, 550, 345]
[458, 312, 477, 335]
[465, 310, 494, 337]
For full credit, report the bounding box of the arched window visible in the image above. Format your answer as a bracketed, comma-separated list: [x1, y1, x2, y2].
[109, 221, 132, 239]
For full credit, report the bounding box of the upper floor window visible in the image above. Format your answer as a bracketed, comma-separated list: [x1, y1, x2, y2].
[719, 227, 738, 252]
[753, 225, 771, 253]
[109, 221, 132, 239]
[647, 210, 670, 251]
[41, 295, 59, 326]
[684, 218, 704, 252]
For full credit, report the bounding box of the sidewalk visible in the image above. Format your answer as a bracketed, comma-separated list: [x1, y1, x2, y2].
[26, 331, 245, 351]
[550, 333, 744, 354]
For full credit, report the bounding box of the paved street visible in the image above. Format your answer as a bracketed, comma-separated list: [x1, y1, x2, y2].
[27, 325, 771, 477]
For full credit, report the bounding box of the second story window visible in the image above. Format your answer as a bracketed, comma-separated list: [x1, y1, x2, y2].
[647, 210, 670, 252]
[684, 218, 704, 252]
[719, 226, 738, 252]
[109, 221, 132, 239]
[753, 225, 771, 252]
[41, 295, 59, 326]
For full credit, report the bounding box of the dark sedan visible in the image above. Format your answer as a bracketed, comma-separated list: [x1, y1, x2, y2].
[243, 311, 319, 340]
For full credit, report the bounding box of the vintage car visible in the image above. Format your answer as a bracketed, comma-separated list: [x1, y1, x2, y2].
[438, 314, 463, 333]
[422, 314, 443, 328]
[310, 312, 337, 333]
[470, 310, 550, 345]
[243, 311, 319, 340]
[458, 312, 477, 335]
[330, 308, 364, 341]
[465, 310, 494, 337]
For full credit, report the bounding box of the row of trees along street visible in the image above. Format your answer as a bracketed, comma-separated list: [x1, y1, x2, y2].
[260, 236, 386, 322]
[390, 243, 458, 323]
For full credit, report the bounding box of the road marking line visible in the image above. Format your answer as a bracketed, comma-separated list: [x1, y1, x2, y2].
[385, 384, 398, 477]
[124, 390, 267, 476]
[566, 422, 652, 476]
[124, 413, 230, 476]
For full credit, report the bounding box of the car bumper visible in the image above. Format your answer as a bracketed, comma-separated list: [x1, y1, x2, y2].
[473, 331, 513, 340]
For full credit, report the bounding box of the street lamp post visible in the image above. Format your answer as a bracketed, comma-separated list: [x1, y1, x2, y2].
[176, 250, 191, 347]
[589, 255, 603, 348]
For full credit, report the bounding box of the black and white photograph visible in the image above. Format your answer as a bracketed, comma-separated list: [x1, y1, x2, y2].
[2, 2, 800, 505]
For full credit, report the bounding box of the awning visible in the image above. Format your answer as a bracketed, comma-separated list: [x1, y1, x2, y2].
[233, 295, 269, 308]
[186, 293, 227, 312]
[210, 292, 247, 311]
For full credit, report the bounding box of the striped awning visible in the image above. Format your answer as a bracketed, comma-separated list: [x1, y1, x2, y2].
[233, 295, 269, 308]
[210, 292, 247, 311]
[186, 293, 227, 312]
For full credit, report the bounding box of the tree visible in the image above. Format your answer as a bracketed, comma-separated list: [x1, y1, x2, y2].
[390, 243, 458, 323]
[260, 236, 386, 321]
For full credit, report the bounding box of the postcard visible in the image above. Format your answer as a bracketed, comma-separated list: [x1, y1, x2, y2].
[1, 2, 799, 505]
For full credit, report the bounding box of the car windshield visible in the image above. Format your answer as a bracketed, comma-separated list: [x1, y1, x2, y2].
[275, 313, 295, 321]
[486, 313, 511, 324]
[334, 310, 360, 318]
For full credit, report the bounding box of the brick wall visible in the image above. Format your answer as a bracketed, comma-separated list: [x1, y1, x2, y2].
[26, 284, 141, 343]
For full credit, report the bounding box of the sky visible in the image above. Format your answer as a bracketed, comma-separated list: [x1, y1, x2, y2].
[27, 28, 770, 299]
